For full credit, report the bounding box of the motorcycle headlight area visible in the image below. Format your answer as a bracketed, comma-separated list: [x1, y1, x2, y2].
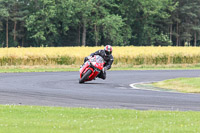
[89, 58, 95, 65]
[91, 61, 96, 66]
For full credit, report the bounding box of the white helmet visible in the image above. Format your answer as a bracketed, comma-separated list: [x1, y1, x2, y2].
[104, 45, 113, 55]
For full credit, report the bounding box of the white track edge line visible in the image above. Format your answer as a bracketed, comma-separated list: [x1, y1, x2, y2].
[129, 81, 184, 94]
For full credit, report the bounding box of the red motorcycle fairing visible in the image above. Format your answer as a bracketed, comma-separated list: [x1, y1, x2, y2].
[79, 55, 104, 83]
[79, 61, 100, 82]
[88, 70, 99, 81]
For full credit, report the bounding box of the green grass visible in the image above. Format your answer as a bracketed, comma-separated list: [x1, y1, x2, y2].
[152, 77, 200, 93]
[0, 64, 200, 73]
[0, 65, 79, 73]
[0, 105, 200, 133]
[0, 67, 78, 73]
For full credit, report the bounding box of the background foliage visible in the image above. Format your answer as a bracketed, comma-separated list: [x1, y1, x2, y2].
[0, 0, 200, 47]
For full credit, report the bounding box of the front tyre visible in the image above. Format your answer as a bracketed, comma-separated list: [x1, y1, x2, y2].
[79, 69, 92, 84]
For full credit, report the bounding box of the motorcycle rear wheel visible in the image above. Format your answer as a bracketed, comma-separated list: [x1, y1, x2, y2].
[79, 69, 92, 83]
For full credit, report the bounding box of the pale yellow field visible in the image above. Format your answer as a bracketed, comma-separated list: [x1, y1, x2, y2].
[0, 46, 200, 57]
[0, 46, 200, 66]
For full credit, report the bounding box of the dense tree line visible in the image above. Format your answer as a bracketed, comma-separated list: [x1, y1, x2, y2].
[0, 0, 200, 47]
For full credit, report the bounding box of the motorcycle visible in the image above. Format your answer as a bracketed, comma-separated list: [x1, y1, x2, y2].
[79, 55, 105, 83]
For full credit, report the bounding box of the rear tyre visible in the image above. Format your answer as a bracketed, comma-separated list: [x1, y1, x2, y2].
[79, 69, 92, 84]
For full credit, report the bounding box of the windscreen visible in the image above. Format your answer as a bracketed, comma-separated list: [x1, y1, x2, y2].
[95, 55, 104, 63]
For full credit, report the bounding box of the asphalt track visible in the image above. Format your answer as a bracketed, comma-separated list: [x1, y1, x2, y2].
[0, 70, 200, 111]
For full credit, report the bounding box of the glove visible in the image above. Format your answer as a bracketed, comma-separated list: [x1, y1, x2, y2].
[102, 67, 107, 73]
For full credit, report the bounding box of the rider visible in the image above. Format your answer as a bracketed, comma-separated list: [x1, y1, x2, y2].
[83, 45, 114, 80]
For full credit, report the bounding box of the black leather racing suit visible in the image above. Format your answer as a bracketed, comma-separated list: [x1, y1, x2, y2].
[84, 50, 114, 80]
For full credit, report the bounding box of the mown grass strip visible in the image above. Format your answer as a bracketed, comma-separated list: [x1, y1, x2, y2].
[0, 64, 200, 73]
[152, 77, 200, 93]
[0, 105, 200, 133]
[0, 67, 78, 73]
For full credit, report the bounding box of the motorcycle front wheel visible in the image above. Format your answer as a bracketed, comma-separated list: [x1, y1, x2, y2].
[79, 69, 92, 84]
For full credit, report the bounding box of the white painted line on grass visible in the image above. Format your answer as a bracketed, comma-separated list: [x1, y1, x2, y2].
[129, 81, 161, 92]
[129, 81, 183, 94]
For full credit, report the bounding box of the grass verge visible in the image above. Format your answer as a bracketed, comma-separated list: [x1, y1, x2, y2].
[152, 77, 200, 93]
[0, 64, 200, 73]
[0, 65, 79, 73]
[0, 105, 200, 133]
